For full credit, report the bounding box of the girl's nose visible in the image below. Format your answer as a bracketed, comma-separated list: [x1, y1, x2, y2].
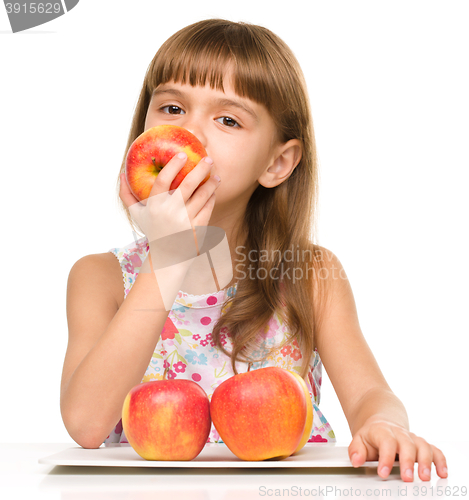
[184, 120, 208, 150]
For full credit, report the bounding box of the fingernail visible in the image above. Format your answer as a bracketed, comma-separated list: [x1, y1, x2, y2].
[351, 453, 358, 467]
[442, 466, 448, 475]
[406, 468, 413, 478]
[177, 152, 187, 159]
[424, 467, 431, 477]
[204, 156, 213, 164]
[380, 466, 390, 477]
[214, 175, 221, 183]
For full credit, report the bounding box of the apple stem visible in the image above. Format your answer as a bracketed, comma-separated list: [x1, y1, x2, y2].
[163, 366, 169, 380]
[151, 157, 162, 172]
[247, 362, 252, 372]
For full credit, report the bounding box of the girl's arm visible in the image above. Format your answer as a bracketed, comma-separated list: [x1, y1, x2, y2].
[61, 154, 218, 449]
[312, 247, 448, 482]
[60, 252, 189, 449]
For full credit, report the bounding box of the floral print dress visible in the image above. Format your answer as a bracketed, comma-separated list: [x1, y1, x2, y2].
[104, 235, 336, 445]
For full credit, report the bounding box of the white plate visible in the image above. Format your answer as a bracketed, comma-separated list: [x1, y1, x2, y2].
[38, 443, 398, 468]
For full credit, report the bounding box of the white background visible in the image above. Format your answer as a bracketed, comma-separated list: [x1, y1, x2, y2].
[1, 0, 467, 447]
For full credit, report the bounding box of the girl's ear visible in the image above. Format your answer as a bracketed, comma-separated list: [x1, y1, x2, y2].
[258, 139, 302, 188]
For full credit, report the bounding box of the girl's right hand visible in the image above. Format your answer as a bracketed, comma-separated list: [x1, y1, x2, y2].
[119, 153, 221, 259]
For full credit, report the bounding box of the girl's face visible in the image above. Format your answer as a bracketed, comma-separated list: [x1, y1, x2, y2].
[143, 75, 283, 211]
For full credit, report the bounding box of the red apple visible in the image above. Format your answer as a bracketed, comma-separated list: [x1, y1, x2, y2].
[122, 378, 211, 461]
[210, 366, 307, 461]
[125, 124, 210, 201]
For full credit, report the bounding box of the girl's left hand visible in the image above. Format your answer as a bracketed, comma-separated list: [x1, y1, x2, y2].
[348, 416, 449, 482]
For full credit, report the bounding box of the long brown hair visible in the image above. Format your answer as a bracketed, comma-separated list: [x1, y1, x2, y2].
[115, 19, 331, 379]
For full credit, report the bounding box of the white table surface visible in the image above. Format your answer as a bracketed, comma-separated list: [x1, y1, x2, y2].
[0, 441, 465, 499]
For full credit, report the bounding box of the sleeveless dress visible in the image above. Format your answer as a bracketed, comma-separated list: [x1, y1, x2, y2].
[104, 235, 336, 445]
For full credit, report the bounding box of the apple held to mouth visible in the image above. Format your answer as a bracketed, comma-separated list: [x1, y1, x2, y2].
[122, 378, 211, 461]
[210, 366, 307, 461]
[125, 124, 211, 201]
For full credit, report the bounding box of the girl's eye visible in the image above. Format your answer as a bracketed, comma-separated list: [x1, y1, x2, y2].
[158, 107, 238, 127]
[216, 116, 240, 128]
[161, 105, 185, 115]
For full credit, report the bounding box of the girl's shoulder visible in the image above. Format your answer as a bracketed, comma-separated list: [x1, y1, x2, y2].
[79, 251, 127, 310]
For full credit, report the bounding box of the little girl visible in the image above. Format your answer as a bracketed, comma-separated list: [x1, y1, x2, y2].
[61, 18, 448, 482]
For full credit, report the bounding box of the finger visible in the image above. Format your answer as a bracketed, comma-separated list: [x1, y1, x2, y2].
[413, 436, 433, 482]
[148, 151, 189, 198]
[431, 444, 449, 479]
[376, 436, 398, 479]
[349, 434, 369, 468]
[180, 156, 214, 199]
[186, 174, 221, 221]
[394, 433, 417, 482]
[192, 191, 217, 229]
[119, 172, 140, 209]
